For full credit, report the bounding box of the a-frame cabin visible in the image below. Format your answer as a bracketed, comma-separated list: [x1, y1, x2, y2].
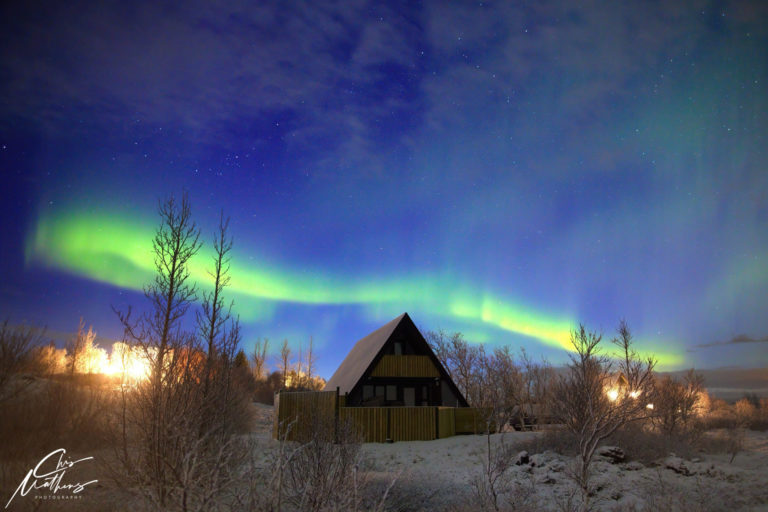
[324, 313, 469, 408]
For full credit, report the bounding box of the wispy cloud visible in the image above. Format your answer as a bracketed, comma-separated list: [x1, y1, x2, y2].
[0, 0, 424, 168]
[5, 1, 765, 174]
[691, 334, 768, 350]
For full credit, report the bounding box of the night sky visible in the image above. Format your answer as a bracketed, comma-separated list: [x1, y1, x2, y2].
[1, 1, 767, 377]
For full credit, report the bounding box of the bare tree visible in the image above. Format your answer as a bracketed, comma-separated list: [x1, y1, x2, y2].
[145, 193, 201, 386]
[113, 193, 204, 509]
[237, 412, 397, 512]
[295, 339, 304, 388]
[449, 333, 480, 403]
[472, 345, 522, 432]
[305, 335, 316, 387]
[67, 318, 96, 375]
[251, 337, 269, 381]
[31, 341, 67, 376]
[109, 196, 256, 511]
[194, 211, 248, 440]
[425, 329, 481, 405]
[651, 369, 704, 436]
[552, 322, 655, 505]
[425, 328, 451, 369]
[426, 329, 555, 433]
[472, 436, 539, 512]
[197, 212, 235, 396]
[516, 349, 555, 430]
[279, 338, 291, 390]
[612, 319, 656, 400]
[0, 320, 46, 403]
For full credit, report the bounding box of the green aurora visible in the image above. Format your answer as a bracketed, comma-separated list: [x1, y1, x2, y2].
[26, 209, 684, 366]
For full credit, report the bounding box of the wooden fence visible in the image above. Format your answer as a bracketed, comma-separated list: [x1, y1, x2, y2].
[273, 390, 490, 442]
[272, 390, 338, 440]
[455, 407, 487, 434]
[437, 407, 456, 439]
[340, 406, 387, 442]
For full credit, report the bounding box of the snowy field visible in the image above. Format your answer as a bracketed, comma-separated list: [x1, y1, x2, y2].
[252, 403, 768, 511]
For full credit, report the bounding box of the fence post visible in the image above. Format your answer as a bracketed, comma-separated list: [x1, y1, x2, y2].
[335, 386, 340, 444]
[273, 391, 280, 439]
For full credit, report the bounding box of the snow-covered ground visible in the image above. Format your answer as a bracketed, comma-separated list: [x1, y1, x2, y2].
[254, 404, 768, 511]
[362, 429, 768, 510]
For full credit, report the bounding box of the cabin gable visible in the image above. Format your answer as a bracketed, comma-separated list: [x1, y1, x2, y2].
[326, 313, 469, 408]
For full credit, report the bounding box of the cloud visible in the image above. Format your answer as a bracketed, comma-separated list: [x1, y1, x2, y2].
[0, 0, 424, 169]
[3, 0, 766, 200]
[692, 334, 768, 350]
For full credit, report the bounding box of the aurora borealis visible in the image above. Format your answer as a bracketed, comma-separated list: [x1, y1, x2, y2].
[1, 1, 767, 376]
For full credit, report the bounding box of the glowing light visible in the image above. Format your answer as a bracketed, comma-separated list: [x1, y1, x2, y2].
[629, 390, 640, 399]
[100, 342, 152, 381]
[646, 403, 654, 410]
[606, 388, 619, 401]
[283, 370, 325, 389]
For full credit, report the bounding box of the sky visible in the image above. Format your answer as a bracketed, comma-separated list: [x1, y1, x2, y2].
[1, 0, 767, 378]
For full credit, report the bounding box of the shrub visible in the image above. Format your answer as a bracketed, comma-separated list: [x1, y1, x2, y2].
[514, 428, 579, 457]
[236, 413, 396, 512]
[649, 370, 704, 437]
[606, 421, 701, 463]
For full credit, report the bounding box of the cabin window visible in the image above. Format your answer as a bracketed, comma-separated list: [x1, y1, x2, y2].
[403, 387, 415, 406]
[394, 342, 403, 355]
[363, 385, 373, 400]
[375, 385, 385, 397]
[386, 385, 397, 401]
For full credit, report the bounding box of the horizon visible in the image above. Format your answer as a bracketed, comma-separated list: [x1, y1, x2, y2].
[11, 317, 768, 400]
[2, 1, 767, 378]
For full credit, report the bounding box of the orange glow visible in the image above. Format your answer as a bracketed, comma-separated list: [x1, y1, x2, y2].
[100, 342, 153, 381]
[605, 387, 642, 402]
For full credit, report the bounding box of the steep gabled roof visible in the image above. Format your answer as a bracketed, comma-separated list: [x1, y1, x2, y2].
[323, 313, 470, 408]
[324, 313, 406, 394]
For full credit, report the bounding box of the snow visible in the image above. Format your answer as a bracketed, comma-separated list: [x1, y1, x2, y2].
[254, 405, 768, 510]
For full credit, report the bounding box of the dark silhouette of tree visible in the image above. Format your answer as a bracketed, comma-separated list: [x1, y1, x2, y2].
[234, 349, 248, 369]
[113, 194, 251, 510]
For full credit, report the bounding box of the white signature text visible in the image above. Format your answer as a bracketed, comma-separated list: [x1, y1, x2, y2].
[5, 448, 98, 509]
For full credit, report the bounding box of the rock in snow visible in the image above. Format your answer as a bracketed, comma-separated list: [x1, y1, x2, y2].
[664, 456, 694, 476]
[596, 446, 626, 464]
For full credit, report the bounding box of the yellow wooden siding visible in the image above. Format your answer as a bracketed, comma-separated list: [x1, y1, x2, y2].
[370, 355, 441, 377]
